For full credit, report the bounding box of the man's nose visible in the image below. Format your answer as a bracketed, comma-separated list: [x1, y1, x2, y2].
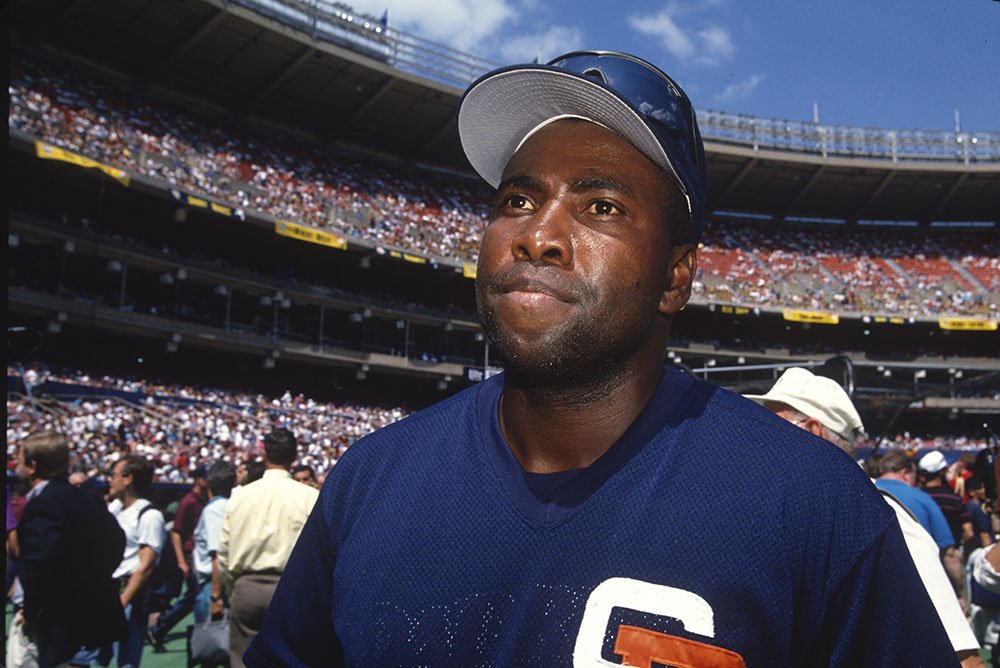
[510, 200, 573, 265]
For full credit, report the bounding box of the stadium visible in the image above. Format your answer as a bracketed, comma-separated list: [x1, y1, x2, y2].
[6, 0, 1000, 664]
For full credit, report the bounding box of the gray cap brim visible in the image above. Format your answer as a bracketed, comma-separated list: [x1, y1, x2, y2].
[458, 68, 685, 200]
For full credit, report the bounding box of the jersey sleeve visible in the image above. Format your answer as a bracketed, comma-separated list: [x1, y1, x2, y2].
[972, 545, 1000, 594]
[172, 496, 197, 536]
[809, 516, 961, 667]
[244, 488, 343, 667]
[204, 505, 225, 555]
[927, 502, 957, 549]
[958, 501, 973, 528]
[138, 507, 166, 555]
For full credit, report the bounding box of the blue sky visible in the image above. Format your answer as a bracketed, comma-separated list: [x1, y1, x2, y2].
[348, 0, 999, 132]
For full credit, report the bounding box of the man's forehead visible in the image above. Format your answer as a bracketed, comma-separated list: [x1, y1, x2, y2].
[500, 119, 664, 187]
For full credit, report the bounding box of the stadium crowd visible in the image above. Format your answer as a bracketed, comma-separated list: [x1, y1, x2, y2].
[9, 57, 999, 320]
[7, 366, 409, 485]
[5, 364, 990, 489]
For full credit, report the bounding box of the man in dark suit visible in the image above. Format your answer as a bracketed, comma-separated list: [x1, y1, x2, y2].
[14, 430, 127, 667]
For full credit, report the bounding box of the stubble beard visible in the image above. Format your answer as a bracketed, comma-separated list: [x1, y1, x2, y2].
[477, 289, 663, 403]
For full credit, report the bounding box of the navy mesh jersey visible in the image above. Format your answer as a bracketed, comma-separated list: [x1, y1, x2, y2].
[247, 368, 957, 667]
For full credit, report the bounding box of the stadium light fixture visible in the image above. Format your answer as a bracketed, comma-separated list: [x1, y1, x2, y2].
[9, 234, 19, 247]
[106, 259, 123, 273]
[260, 295, 272, 306]
[349, 312, 363, 324]
[176, 268, 187, 281]
[214, 285, 228, 296]
[475, 332, 485, 342]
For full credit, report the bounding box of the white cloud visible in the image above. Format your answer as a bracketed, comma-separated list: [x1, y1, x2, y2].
[628, 1, 737, 66]
[697, 25, 735, 61]
[713, 73, 764, 104]
[347, 0, 516, 53]
[497, 25, 586, 64]
[628, 9, 694, 60]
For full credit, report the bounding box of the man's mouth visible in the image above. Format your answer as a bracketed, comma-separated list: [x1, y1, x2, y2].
[496, 270, 580, 304]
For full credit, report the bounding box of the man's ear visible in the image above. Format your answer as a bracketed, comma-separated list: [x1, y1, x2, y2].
[802, 417, 826, 439]
[658, 244, 696, 316]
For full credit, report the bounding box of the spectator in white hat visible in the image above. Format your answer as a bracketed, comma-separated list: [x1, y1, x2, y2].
[919, 450, 975, 550]
[744, 367, 864, 457]
[747, 368, 984, 667]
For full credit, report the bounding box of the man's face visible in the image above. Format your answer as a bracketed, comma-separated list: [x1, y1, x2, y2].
[108, 460, 130, 499]
[14, 446, 32, 482]
[475, 120, 692, 384]
[293, 470, 315, 486]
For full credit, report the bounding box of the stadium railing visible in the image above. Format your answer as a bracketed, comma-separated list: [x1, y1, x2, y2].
[233, 0, 999, 164]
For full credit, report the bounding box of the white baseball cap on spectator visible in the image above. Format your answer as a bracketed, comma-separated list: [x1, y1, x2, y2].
[918, 450, 948, 475]
[745, 367, 865, 444]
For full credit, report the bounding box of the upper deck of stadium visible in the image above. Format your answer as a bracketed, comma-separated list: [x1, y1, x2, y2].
[10, 0, 1000, 224]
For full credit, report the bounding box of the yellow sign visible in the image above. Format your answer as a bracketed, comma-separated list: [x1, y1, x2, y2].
[274, 221, 347, 250]
[187, 196, 208, 208]
[402, 253, 427, 265]
[35, 142, 131, 186]
[782, 309, 839, 325]
[939, 318, 997, 332]
[463, 265, 478, 279]
[210, 202, 232, 216]
[721, 305, 750, 315]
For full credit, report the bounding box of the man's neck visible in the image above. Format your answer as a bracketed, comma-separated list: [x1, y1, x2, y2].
[120, 490, 140, 509]
[880, 472, 912, 486]
[500, 364, 664, 473]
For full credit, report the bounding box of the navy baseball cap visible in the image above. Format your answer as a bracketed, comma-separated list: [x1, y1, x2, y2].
[458, 50, 708, 243]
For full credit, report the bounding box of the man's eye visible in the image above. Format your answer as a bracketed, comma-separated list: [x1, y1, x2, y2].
[503, 195, 533, 210]
[587, 200, 622, 216]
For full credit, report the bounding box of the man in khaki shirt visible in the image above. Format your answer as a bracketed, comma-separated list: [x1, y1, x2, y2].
[219, 429, 318, 667]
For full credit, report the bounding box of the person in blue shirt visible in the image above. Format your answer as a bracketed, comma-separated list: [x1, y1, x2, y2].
[875, 449, 956, 550]
[246, 51, 958, 667]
